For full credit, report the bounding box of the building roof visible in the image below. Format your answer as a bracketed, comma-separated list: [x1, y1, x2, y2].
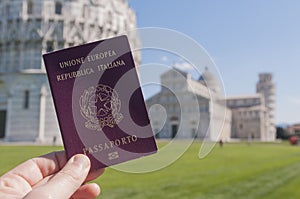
[226, 93, 262, 100]
[231, 105, 266, 112]
[161, 67, 189, 78]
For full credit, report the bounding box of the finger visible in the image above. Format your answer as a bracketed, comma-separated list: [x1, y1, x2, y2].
[2, 151, 67, 187]
[30, 167, 105, 190]
[24, 154, 90, 199]
[0, 151, 67, 198]
[71, 183, 100, 199]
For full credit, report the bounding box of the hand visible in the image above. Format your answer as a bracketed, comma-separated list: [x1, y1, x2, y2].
[0, 151, 105, 199]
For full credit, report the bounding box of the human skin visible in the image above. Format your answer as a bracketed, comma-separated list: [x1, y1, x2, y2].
[0, 151, 105, 199]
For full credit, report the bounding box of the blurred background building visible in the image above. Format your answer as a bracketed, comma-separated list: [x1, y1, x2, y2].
[147, 69, 276, 142]
[0, 0, 276, 143]
[146, 68, 232, 141]
[286, 124, 300, 136]
[0, 0, 140, 144]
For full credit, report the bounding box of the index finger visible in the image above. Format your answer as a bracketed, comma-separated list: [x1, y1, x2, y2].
[2, 151, 104, 187]
[2, 151, 67, 187]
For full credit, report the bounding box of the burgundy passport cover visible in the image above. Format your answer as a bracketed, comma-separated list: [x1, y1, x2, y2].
[43, 35, 157, 170]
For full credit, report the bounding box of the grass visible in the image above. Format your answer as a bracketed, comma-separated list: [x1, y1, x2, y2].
[1, 142, 300, 198]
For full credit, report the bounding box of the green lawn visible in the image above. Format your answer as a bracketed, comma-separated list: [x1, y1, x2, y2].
[1, 142, 300, 199]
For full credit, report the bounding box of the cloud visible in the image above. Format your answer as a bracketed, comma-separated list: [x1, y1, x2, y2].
[173, 62, 193, 71]
[161, 56, 169, 62]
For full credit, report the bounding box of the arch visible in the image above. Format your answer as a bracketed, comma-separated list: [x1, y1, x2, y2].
[27, 0, 33, 14]
[24, 90, 30, 109]
[46, 41, 54, 52]
[55, 1, 62, 15]
[170, 116, 179, 138]
[170, 116, 179, 121]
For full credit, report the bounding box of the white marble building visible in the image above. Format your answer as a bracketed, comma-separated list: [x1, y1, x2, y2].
[146, 68, 232, 141]
[226, 73, 276, 141]
[0, 0, 140, 143]
[226, 94, 270, 140]
[147, 68, 275, 141]
[256, 73, 276, 140]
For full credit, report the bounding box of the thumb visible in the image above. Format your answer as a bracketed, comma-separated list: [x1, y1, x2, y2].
[24, 154, 91, 199]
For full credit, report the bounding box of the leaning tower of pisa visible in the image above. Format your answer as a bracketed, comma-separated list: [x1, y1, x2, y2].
[256, 73, 276, 141]
[0, 0, 140, 143]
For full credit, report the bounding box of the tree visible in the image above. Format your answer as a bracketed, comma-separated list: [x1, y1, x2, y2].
[276, 127, 288, 140]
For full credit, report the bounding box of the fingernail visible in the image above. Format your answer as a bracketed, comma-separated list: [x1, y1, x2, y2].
[73, 154, 90, 168]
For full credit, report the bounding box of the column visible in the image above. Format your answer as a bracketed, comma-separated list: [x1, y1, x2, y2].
[36, 85, 47, 143]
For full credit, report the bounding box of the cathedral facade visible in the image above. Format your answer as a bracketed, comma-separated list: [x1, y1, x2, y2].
[146, 69, 276, 141]
[0, 0, 140, 143]
[146, 68, 232, 141]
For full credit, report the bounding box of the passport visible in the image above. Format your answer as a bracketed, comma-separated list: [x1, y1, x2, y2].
[43, 35, 157, 171]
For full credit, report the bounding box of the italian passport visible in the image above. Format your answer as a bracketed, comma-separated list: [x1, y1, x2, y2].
[43, 35, 157, 170]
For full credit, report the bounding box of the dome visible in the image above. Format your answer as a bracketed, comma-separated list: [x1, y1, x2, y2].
[199, 67, 220, 93]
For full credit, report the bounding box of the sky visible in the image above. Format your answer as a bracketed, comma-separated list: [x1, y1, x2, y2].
[128, 0, 300, 125]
